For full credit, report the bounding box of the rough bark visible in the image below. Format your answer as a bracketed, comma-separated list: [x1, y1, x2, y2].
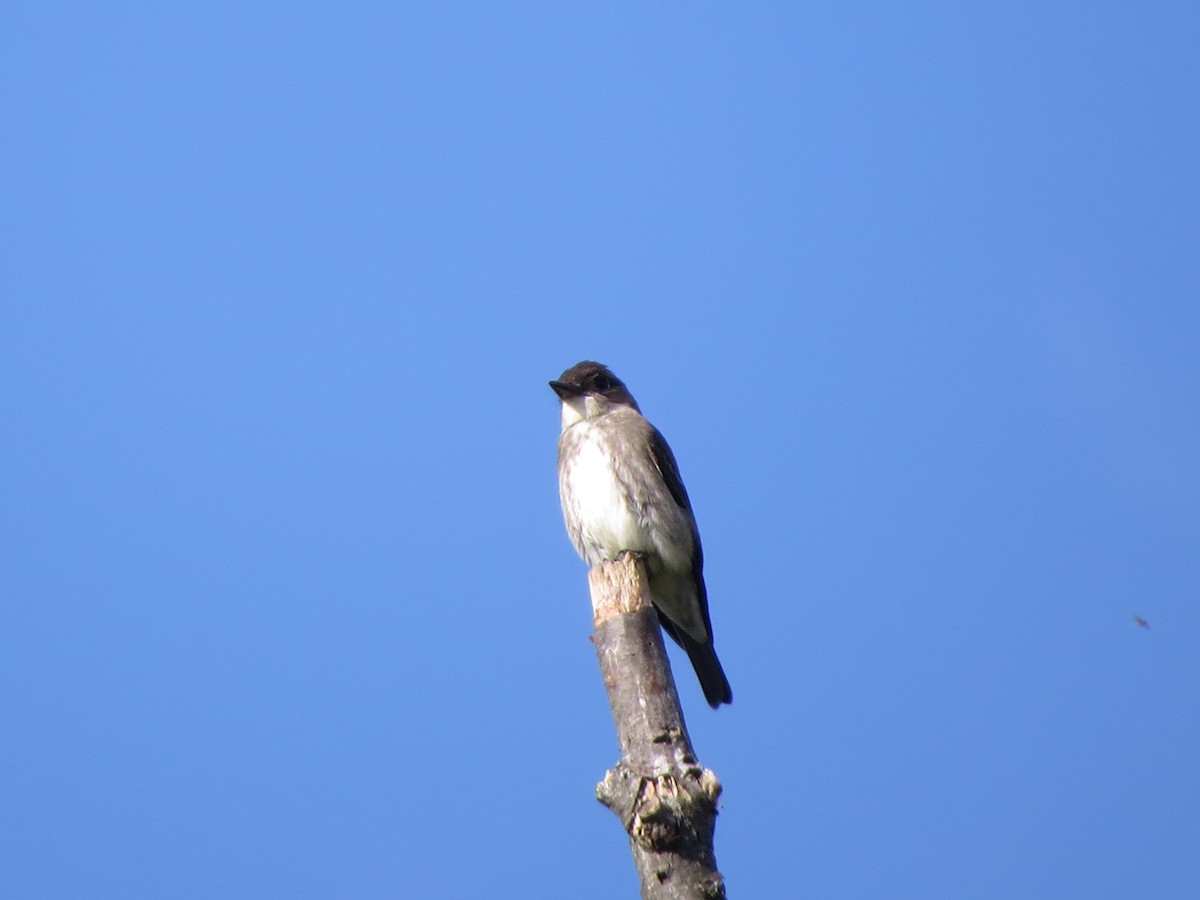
[588, 554, 726, 900]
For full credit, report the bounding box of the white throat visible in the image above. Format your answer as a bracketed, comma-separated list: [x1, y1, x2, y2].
[558, 394, 607, 429]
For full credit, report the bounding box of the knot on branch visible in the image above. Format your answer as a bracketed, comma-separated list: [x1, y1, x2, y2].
[596, 760, 722, 855]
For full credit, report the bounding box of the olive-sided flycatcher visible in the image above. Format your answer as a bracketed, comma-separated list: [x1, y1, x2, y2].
[550, 361, 732, 708]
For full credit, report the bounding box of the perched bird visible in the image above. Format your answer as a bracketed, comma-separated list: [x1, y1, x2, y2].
[550, 361, 732, 708]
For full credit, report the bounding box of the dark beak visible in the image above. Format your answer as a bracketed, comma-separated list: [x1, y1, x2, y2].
[549, 380, 582, 399]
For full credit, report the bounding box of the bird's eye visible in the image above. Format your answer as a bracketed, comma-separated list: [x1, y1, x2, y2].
[592, 375, 613, 391]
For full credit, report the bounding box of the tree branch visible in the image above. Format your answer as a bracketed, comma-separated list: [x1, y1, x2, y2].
[588, 554, 726, 900]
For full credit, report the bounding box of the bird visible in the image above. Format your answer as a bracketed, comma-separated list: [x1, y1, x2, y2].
[550, 360, 732, 708]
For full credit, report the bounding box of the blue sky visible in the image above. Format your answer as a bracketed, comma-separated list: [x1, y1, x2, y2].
[3, 3, 1199, 897]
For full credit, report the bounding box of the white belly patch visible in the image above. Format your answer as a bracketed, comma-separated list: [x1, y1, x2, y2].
[562, 431, 650, 561]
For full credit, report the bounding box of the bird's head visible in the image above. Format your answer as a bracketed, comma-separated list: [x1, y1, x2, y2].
[549, 360, 640, 425]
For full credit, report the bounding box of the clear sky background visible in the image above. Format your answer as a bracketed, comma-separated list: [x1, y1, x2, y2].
[4, 3, 1199, 898]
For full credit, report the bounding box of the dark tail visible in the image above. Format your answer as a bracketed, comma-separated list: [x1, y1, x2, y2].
[661, 617, 732, 708]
